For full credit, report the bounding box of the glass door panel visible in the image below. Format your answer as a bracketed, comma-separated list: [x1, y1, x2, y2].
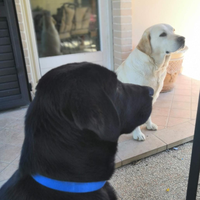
[30, 0, 100, 57]
[29, 0, 113, 75]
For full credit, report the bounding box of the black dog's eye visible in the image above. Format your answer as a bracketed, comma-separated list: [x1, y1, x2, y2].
[159, 32, 167, 37]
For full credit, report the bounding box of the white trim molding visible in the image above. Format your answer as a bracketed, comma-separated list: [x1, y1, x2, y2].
[19, 0, 41, 92]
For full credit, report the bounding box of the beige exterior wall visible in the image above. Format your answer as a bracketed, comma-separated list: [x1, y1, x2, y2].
[112, 0, 133, 70]
[14, 0, 33, 86]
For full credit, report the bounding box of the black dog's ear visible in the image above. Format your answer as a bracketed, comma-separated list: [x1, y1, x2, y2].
[70, 89, 120, 142]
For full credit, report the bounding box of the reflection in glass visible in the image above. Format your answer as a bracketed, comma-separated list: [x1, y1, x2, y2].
[30, 0, 100, 58]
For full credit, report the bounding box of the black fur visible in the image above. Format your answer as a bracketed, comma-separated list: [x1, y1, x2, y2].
[0, 62, 153, 200]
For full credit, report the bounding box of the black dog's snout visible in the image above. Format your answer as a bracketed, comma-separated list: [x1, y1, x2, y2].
[146, 87, 154, 97]
[177, 36, 185, 43]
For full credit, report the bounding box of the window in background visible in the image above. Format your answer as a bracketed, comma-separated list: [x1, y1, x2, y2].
[30, 0, 100, 58]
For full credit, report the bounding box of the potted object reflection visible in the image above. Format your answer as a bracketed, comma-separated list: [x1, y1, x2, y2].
[161, 46, 188, 92]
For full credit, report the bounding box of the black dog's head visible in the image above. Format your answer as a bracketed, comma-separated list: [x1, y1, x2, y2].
[20, 62, 152, 182]
[34, 62, 152, 141]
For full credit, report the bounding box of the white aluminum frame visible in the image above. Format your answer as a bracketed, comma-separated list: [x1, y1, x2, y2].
[22, 0, 114, 77]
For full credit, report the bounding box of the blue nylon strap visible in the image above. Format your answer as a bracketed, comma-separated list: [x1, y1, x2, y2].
[32, 174, 106, 193]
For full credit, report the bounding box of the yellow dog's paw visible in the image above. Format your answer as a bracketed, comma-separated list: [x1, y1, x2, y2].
[146, 123, 158, 131]
[133, 131, 146, 141]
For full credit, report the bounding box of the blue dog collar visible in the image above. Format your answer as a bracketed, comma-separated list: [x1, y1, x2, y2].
[32, 174, 106, 193]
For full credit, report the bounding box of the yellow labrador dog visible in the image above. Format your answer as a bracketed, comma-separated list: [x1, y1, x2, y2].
[116, 24, 185, 141]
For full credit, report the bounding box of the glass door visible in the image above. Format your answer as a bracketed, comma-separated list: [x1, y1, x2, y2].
[29, 0, 113, 75]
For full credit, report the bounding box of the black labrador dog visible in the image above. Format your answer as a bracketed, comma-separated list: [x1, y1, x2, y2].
[0, 62, 153, 200]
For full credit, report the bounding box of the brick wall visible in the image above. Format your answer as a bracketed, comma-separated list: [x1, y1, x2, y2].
[112, 0, 133, 70]
[14, 0, 33, 85]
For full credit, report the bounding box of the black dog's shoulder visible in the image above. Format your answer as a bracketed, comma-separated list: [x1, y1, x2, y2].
[0, 171, 117, 200]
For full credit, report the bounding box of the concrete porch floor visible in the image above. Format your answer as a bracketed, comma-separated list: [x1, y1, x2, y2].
[116, 74, 199, 168]
[0, 74, 199, 190]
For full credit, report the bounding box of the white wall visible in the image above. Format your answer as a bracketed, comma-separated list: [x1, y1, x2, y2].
[132, 0, 200, 80]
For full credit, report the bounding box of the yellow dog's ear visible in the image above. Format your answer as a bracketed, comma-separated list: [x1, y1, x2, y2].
[137, 29, 151, 56]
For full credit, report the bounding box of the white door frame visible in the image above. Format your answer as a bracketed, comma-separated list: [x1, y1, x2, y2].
[100, 0, 114, 70]
[21, 0, 41, 91]
[21, 0, 113, 85]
